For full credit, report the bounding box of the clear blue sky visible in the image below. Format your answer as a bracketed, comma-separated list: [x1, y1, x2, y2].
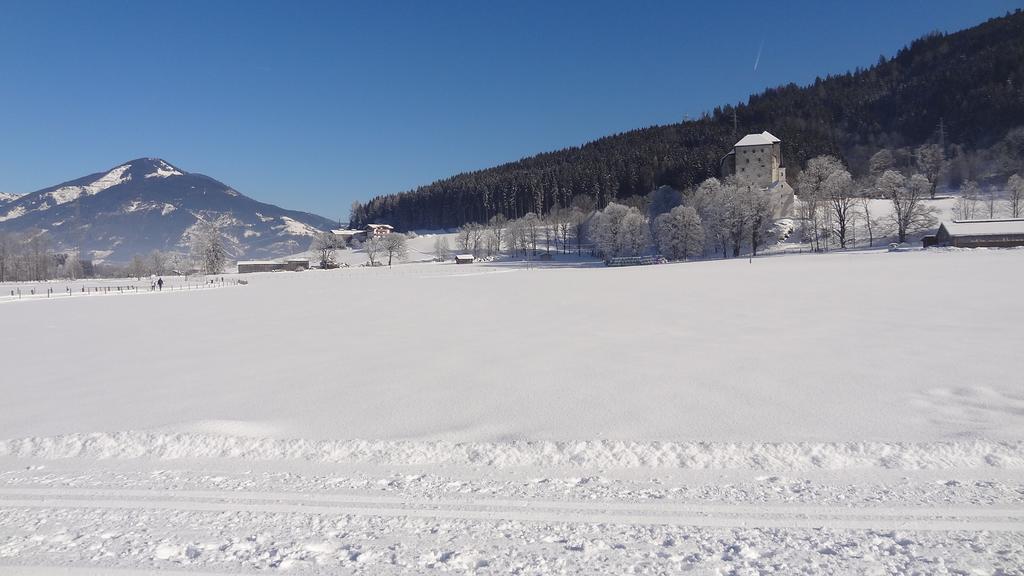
[0, 1, 1019, 219]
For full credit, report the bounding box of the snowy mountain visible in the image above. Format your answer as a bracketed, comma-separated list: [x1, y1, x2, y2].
[0, 192, 20, 205]
[0, 158, 336, 262]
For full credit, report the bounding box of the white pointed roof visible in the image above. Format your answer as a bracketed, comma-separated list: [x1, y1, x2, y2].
[734, 131, 781, 147]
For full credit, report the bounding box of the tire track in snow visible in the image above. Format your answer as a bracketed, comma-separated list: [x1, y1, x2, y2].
[0, 487, 1020, 532]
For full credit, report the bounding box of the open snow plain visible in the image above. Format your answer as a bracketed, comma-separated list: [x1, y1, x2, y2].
[1, 248, 1023, 574]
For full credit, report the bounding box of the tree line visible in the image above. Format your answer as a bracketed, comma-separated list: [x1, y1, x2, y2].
[423, 156, 1024, 265]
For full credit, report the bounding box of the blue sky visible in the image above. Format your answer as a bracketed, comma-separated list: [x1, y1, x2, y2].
[0, 1, 1019, 219]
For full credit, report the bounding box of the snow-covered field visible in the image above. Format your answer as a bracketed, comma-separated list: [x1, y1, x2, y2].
[1, 248, 1023, 574]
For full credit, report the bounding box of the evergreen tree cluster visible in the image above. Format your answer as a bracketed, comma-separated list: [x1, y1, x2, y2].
[352, 10, 1024, 231]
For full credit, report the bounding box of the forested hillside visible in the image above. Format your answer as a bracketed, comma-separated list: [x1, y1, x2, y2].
[352, 10, 1024, 231]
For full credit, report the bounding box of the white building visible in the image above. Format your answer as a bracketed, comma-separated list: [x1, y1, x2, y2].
[730, 131, 794, 218]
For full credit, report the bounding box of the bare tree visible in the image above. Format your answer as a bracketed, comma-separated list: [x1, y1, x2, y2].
[824, 168, 856, 248]
[858, 197, 878, 248]
[570, 207, 588, 255]
[0, 233, 10, 283]
[879, 171, 936, 243]
[171, 252, 192, 276]
[954, 180, 980, 220]
[983, 185, 998, 219]
[382, 232, 408, 266]
[522, 213, 541, 254]
[915, 143, 946, 199]
[1007, 174, 1023, 218]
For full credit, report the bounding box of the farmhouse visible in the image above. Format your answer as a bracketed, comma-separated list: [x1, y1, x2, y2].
[932, 219, 1024, 248]
[722, 131, 795, 218]
[331, 224, 395, 245]
[455, 254, 474, 264]
[366, 223, 394, 237]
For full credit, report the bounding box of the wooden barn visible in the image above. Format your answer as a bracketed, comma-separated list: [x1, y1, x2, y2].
[237, 261, 284, 274]
[933, 219, 1024, 248]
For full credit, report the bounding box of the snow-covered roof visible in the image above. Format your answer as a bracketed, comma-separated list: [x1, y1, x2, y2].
[940, 219, 1024, 237]
[734, 131, 781, 148]
[237, 260, 280, 265]
[331, 228, 364, 236]
[366, 223, 394, 229]
[455, 254, 474, 259]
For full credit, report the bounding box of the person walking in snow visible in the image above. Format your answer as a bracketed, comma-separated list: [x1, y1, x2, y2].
[157, 277, 163, 291]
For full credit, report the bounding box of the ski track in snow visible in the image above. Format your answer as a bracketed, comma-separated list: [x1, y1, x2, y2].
[0, 467, 1022, 574]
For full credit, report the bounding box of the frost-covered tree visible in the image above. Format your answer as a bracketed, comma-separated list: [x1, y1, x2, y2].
[127, 254, 148, 279]
[798, 156, 844, 252]
[312, 232, 343, 268]
[746, 187, 776, 256]
[720, 181, 750, 257]
[690, 177, 726, 258]
[617, 209, 649, 257]
[654, 205, 703, 260]
[382, 232, 408, 266]
[433, 235, 451, 261]
[190, 222, 227, 274]
[588, 202, 629, 258]
[1007, 174, 1023, 218]
[868, 148, 896, 179]
[647, 185, 682, 221]
[364, 235, 385, 266]
[149, 250, 168, 276]
[487, 214, 506, 256]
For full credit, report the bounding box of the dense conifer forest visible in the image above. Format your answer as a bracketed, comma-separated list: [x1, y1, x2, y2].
[351, 10, 1024, 230]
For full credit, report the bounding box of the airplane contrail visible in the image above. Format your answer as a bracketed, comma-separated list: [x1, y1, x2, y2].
[753, 37, 765, 71]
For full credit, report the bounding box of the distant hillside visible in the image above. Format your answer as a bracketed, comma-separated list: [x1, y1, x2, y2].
[0, 158, 336, 262]
[0, 192, 20, 206]
[352, 10, 1024, 230]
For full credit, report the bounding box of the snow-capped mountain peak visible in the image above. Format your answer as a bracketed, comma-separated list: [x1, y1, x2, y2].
[142, 158, 185, 179]
[0, 158, 335, 262]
